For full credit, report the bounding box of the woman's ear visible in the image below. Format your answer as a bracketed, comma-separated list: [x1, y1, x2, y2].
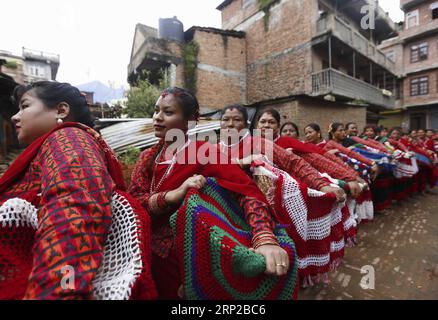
[57, 102, 71, 120]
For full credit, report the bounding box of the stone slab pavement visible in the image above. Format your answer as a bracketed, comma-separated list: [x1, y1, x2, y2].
[299, 193, 438, 300]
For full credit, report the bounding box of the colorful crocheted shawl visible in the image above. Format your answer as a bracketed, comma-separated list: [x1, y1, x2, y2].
[170, 178, 298, 300]
[250, 162, 357, 286]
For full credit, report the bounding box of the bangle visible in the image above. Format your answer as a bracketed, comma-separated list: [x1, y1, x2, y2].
[251, 231, 279, 249]
[254, 242, 279, 249]
[148, 193, 160, 214]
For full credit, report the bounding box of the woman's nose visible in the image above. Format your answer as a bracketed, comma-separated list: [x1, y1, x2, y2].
[153, 111, 163, 121]
[11, 112, 20, 123]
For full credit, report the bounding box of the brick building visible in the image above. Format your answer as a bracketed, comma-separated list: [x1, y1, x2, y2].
[128, 0, 399, 136]
[379, 0, 438, 131]
[0, 47, 60, 85]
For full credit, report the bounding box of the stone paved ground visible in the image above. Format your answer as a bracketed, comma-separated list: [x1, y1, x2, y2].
[299, 192, 438, 300]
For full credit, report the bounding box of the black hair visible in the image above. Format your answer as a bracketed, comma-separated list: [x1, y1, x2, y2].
[281, 121, 299, 137]
[257, 108, 281, 125]
[345, 122, 357, 130]
[362, 125, 377, 136]
[161, 87, 200, 121]
[305, 123, 321, 134]
[388, 126, 403, 137]
[221, 104, 249, 125]
[12, 81, 95, 128]
[328, 122, 344, 140]
[409, 129, 417, 134]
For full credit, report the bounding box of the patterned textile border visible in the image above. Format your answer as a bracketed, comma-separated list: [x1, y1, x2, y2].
[170, 178, 298, 300]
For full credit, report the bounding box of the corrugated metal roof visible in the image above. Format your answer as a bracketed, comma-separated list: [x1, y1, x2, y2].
[101, 119, 221, 154]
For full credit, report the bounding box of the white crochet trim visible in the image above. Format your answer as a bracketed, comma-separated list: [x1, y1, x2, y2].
[393, 157, 419, 178]
[0, 198, 38, 229]
[92, 192, 143, 300]
[280, 170, 308, 240]
[306, 214, 332, 240]
[329, 202, 343, 226]
[355, 200, 374, 222]
[330, 239, 345, 253]
[298, 254, 330, 269]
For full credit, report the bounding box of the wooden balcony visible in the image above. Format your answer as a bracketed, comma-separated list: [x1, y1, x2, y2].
[311, 68, 396, 109]
[316, 14, 396, 74]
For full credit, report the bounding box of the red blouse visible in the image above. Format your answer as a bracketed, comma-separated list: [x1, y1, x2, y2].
[129, 140, 278, 258]
[219, 135, 330, 190]
[0, 127, 115, 299]
[274, 137, 359, 182]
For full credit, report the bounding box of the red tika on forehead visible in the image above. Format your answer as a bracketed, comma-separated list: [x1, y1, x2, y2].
[161, 90, 182, 99]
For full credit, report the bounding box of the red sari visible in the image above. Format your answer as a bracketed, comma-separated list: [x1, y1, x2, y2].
[129, 140, 290, 299]
[0, 123, 156, 300]
[276, 136, 359, 183]
[218, 134, 331, 190]
[218, 136, 357, 284]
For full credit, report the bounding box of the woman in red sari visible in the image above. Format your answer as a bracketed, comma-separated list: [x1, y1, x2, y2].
[0, 81, 156, 300]
[129, 88, 295, 300]
[219, 106, 345, 199]
[218, 106, 360, 285]
[256, 110, 365, 198]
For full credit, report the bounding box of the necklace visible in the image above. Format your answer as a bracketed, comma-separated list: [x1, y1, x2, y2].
[150, 140, 191, 193]
[219, 131, 250, 154]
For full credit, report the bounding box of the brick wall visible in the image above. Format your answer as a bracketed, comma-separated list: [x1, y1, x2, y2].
[193, 29, 247, 110]
[403, 68, 438, 106]
[379, 40, 405, 76]
[403, 35, 438, 75]
[403, 0, 437, 26]
[241, 0, 318, 103]
[221, 0, 260, 30]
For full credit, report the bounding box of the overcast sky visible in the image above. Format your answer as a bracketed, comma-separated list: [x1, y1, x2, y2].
[0, 0, 404, 88]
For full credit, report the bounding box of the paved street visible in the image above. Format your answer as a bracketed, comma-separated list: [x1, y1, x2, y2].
[299, 193, 438, 300]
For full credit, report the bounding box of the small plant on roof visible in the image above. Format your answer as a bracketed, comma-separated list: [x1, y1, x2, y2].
[119, 146, 141, 165]
[4, 61, 18, 69]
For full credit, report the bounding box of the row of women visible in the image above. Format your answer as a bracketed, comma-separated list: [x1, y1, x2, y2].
[0, 81, 436, 300]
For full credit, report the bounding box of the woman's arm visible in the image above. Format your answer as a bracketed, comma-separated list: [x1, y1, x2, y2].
[237, 195, 290, 276]
[24, 128, 115, 300]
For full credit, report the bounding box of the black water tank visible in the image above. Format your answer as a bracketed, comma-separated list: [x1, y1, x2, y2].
[158, 16, 184, 42]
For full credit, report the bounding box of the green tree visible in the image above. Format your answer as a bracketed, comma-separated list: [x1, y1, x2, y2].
[124, 78, 160, 118]
[124, 70, 169, 118]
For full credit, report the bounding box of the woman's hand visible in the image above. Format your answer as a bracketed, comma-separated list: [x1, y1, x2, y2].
[234, 154, 265, 168]
[320, 186, 346, 202]
[166, 175, 207, 204]
[347, 181, 362, 198]
[327, 148, 339, 155]
[370, 164, 379, 181]
[251, 244, 290, 276]
[356, 177, 369, 190]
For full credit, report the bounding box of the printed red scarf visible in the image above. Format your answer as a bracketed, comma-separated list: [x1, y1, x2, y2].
[0, 122, 125, 194]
